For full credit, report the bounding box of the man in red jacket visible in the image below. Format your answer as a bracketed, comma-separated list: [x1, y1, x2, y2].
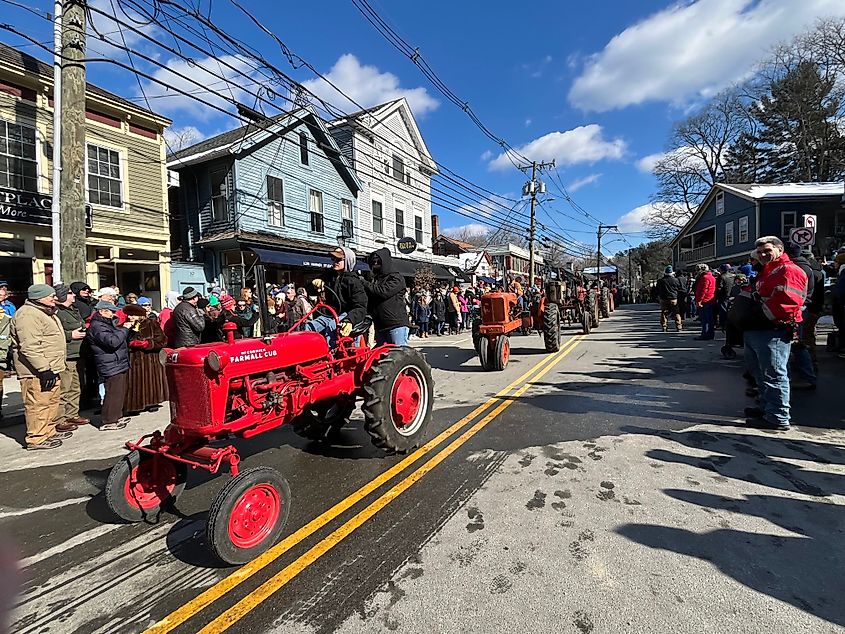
[693, 264, 716, 340]
[743, 236, 807, 431]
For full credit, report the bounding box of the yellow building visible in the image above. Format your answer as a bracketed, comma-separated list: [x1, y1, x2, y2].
[0, 43, 172, 307]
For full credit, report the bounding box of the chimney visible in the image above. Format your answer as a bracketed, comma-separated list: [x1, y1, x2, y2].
[431, 214, 440, 240]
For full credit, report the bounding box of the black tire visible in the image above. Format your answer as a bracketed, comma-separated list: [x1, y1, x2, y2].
[491, 335, 510, 371]
[543, 303, 561, 352]
[291, 400, 355, 442]
[581, 308, 591, 335]
[600, 289, 610, 318]
[362, 347, 434, 454]
[105, 450, 187, 523]
[479, 335, 492, 370]
[206, 466, 291, 565]
[472, 318, 482, 353]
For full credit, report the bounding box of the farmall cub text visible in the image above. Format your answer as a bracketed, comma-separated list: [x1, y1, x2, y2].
[105, 305, 433, 565]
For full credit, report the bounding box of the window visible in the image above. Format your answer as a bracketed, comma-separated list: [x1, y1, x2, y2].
[210, 168, 228, 221]
[395, 204, 405, 238]
[725, 221, 734, 247]
[739, 216, 749, 243]
[392, 155, 405, 183]
[341, 198, 353, 239]
[309, 189, 324, 233]
[267, 175, 284, 227]
[715, 192, 724, 216]
[0, 120, 37, 192]
[299, 131, 309, 165]
[383, 159, 390, 175]
[372, 198, 384, 234]
[87, 143, 122, 207]
[781, 211, 797, 237]
[415, 216, 423, 243]
[835, 210, 845, 235]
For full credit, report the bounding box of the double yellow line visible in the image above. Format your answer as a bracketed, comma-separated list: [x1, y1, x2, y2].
[146, 335, 584, 634]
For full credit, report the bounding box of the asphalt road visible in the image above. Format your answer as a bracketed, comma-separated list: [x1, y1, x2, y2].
[3, 305, 844, 634]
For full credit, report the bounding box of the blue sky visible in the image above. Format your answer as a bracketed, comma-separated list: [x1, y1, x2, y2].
[6, 0, 845, 255]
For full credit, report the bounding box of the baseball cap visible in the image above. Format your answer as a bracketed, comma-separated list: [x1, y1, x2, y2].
[329, 247, 345, 259]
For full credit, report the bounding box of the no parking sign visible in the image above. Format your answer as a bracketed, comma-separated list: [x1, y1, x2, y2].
[789, 226, 815, 246]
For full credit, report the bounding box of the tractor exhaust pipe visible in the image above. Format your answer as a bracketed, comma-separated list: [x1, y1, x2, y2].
[254, 264, 272, 337]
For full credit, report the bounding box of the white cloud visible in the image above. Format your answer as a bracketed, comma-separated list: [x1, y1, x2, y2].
[480, 149, 493, 161]
[524, 118, 533, 127]
[635, 152, 667, 174]
[489, 124, 626, 171]
[302, 54, 439, 116]
[567, 173, 602, 192]
[141, 55, 259, 120]
[636, 146, 711, 174]
[569, 0, 845, 111]
[615, 204, 656, 233]
[443, 223, 488, 237]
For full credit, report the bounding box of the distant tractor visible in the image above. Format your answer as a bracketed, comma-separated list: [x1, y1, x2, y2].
[473, 292, 522, 371]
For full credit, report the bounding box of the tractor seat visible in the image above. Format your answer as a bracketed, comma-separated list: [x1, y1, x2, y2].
[348, 315, 373, 337]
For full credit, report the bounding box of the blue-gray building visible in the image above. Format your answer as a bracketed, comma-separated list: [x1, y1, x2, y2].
[671, 182, 845, 270]
[166, 106, 361, 293]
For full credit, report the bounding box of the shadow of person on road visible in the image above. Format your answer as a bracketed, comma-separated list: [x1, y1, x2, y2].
[615, 426, 845, 627]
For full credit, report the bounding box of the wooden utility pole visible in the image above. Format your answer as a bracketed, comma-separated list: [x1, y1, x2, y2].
[521, 159, 555, 287]
[59, 0, 87, 282]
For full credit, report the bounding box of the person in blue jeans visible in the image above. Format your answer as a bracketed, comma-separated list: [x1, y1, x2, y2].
[363, 248, 411, 346]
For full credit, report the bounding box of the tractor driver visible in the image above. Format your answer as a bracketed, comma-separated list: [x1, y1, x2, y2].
[307, 246, 368, 346]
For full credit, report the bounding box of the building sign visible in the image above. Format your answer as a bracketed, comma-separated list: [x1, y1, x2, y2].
[397, 237, 417, 254]
[0, 186, 92, 229]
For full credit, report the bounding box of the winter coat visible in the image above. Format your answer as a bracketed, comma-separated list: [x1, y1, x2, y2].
[56, 303, 86, 360]
[806, 257, 825, 314]
[10, 300, 66, 378]
[125, 318, 168, 412]
[656, 274, 682, 301]
[414, 301, 431, 323]
[676, 275, 689, 296]
[754, 253, 807, 327]
[363, 248, 410, 330]
[446, 291, 460, 314]
[234, 306, 257, 337]
[694, 272, 716, 305]
[86, 313, 131, 379]
[790, 254, 815, 307]
[0, 310, 12, 359]
[431, 296, 446, 321]
[172, 300, 207, 348]
[218, 308, 259, 340]
[1, 298, 16, 318]
[458, 296, 469, 313]
[716, 272, 736, 302]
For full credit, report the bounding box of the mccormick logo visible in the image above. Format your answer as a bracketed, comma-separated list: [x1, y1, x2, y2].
[231, 349, 278, 363]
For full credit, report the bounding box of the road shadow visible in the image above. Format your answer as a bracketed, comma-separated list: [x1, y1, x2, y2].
[615, 426, 845, 627]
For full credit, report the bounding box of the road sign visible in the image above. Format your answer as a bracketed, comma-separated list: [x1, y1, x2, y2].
[789, 226, 815, 246]
[804, 214, 817, 228]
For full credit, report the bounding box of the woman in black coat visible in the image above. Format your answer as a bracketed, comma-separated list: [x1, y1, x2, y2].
[87, 301, 132, 430]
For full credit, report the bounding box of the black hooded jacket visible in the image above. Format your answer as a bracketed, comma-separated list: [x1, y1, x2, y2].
[70, 282, 95, 319]
[363, 248, 410, 330]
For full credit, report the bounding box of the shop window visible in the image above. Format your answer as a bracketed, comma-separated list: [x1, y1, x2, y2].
[267, 175, 284, 227]
[415, 216, 423, 243]
[372, 198, 384, 234]
[0, 119, 38, 192]
[395, 204, 405, 238]
[86, 143, 122, 207]
[309, 188, 324, 233]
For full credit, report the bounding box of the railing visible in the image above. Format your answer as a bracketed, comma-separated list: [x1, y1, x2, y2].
[678, 244, 716, 263]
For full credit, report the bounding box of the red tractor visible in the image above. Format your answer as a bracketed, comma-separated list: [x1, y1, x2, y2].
[104, 304, 433, 565]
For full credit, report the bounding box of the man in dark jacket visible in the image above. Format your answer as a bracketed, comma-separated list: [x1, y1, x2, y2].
[70, 282, 95, 320]
[172, 287, 207, 348]
[785, 243, 819, 389]
[363, 248, 410, 345]
[431, 291, 446, 336]
[87, 300, 132, 430]
[655, 266, 683, 332]
[53, 284, 89, 428]
[309, 246, 368, 344]
[715, 264, 736, 329]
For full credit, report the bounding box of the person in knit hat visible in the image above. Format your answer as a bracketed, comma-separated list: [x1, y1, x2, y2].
[10, 284, 73, 449]
[211, 293, 258, 341]
[53, 283, 89, 430]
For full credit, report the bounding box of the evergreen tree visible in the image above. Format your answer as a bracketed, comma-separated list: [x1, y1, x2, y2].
[751, 60, 845, 182]
[722, 132, 766, 183]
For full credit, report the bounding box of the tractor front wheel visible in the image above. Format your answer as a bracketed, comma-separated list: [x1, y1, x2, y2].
[542, 303, 561, 353]
[291, 399, 355, 443]
[207, 466, 291, 565]
[362, 347, 434, 454]
[491, 335, 510, 371]
[581, 307, 591, 335]
[105, 450, 187, 522]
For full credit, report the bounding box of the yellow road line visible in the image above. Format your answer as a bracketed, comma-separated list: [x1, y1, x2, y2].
[145, 336, 581, 634]
[201, 336, 583, 633]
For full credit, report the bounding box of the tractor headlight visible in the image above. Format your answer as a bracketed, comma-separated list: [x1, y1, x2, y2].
[206, 350, 229, 373]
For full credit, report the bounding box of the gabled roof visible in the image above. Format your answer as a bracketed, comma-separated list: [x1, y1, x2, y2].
[435, 234, 476, 251]
[167, 106, 362, 194]
[328, 97, 438, 174]
[0, 41, 169, 125]
[670, 181, 845, 246]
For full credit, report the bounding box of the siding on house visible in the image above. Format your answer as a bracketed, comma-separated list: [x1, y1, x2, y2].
[235, 122, 357, 247]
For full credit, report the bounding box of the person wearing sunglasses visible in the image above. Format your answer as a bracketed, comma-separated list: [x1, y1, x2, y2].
[308, 246, 367, 344]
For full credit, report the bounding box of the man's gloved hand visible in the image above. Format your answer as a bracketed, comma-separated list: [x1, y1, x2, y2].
[312, 278, 325, 292]
[360, 270, 373, 282]
[339, 321, 353, 337]
[39, 369, 58, 391]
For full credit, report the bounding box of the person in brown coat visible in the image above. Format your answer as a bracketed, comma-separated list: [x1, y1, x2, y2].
[11, 284, 75, 449]
[123, 304, 168, 413]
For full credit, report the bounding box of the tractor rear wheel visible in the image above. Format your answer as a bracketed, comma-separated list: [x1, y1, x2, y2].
[362, 347, 434, 454]
[542, 303, 561, 352]
[581, 307, 591, 335]
[105, 450, 187, 522]
[600, 288, 610, 318]
[472, 318, 482, 354]
[478, 336, 492, 370]
[207, 466, 291, 565]
[291, 399, 355, 443]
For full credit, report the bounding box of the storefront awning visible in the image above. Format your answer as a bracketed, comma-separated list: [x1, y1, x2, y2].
[478, 275, 498, 285]
[249, 247, 367, 271]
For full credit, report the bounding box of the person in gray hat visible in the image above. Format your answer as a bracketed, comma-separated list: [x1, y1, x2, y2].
[10, 284, 74, 449]
[87, 300, 133, 430]
[53, 284, 89, 428]
[172, 286, 207, 347]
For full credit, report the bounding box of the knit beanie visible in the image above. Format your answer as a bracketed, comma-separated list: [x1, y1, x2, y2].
[28, 283, 55, 300]
[53, 283, 70, 302]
